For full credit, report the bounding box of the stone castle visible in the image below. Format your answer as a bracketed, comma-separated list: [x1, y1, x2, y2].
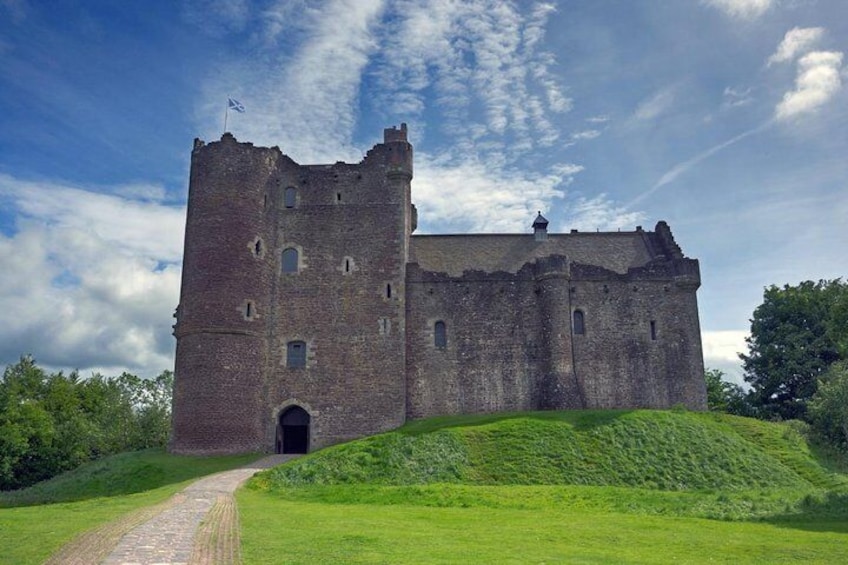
[170, 124, 707, 455]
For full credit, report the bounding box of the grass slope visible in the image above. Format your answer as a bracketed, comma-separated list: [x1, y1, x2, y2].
[255, 410, 845, 493]
[0, 449, 257, 565]
[241, 410, 848, 564]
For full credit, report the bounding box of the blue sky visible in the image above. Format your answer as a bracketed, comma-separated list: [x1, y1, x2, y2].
[1, 0, 846, 383]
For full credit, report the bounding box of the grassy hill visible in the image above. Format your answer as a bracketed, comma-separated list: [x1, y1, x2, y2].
[239, 410, 848, 563]
[253, 409, 845, 493]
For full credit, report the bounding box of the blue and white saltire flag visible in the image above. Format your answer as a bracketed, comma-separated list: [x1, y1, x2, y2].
[228, 98, 245, 113]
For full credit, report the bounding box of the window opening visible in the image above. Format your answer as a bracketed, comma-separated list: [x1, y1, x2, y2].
[254, 239, 262, 256]
[650, 320, 657, 341]
[386, 283, 392, 298]
[284, 187, 297, 208]
[245, 301, 253, 318]
[345, 259, 350, 273]
[287, 341, 306, 368]
[573, 310, 585, 335]
[434, 321, 447, 348]
[282, 248, 298, 273]
[336, 192, 342, 202]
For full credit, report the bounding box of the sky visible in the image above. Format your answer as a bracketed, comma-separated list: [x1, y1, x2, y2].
[1, 0, 846, 384]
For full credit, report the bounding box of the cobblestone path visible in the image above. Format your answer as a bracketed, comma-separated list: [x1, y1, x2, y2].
[48, 454, 294, 565]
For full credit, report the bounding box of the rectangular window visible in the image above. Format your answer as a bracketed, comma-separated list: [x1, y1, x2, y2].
[287, 341, 306, 368]
[650, 320, 657, 341]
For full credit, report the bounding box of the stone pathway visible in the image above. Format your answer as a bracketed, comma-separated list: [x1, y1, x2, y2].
[47, 454, 294, 565]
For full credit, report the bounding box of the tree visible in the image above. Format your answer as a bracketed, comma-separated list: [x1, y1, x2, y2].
[808, 361, 848, 450]
[0, 356, 174, 491]
[704, 368, 753, 416]
[740, 280, 846, 421]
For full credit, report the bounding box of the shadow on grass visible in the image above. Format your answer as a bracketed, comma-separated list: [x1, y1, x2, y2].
[761, 490, 848, 533]
[0, 449, 260, 508]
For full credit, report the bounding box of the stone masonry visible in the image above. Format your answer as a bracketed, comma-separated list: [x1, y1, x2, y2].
[170, 124, 707, 455]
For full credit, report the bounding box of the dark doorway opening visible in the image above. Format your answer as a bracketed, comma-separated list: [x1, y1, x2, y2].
[276, 406, 310, 454]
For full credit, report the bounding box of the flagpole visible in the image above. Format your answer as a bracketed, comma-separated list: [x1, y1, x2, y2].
[224, 98, 229, 133]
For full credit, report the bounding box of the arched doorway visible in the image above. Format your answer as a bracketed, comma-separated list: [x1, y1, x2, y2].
[276, 406, 310, 454]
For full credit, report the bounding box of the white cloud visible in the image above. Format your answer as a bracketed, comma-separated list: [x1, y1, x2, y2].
[563, 195, 645, 232]
[413, 153, 571, 233]
[767, 27, 825, 66]
[702, 330, 748, 385]
[775, 50, 844, 121]
[0, 174, 184, 376]
[702, 0, 774, 20]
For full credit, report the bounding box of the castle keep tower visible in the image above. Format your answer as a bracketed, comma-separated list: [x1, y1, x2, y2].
[171, 124, 706, 455]
[171, 126, 413, 454]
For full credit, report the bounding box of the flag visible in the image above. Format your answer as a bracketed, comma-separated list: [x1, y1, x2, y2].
[228, 98, 245, 113]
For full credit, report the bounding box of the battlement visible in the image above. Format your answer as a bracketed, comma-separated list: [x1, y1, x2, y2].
[384, 123, 408, 143]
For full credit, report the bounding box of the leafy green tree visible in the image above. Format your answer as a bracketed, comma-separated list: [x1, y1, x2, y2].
[808, 361, 848, 450]
[704, 368, 753, 416]
[0, 356, 174, 490]
[740, 280, 846, 421]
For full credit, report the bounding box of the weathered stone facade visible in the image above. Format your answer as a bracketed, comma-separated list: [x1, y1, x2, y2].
[170, 125, 707, 455]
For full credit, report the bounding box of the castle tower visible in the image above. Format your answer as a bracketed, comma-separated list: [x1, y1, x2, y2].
[171, 134, 279, 454]
[265, 124, 412, 451]
[171, 126, 414, 454]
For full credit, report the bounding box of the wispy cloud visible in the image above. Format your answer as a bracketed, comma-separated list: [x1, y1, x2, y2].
[633, 87, 676, 122]
[722, 86, 754, 109]
[701, 0, 774, 20]
[767, 26, 825, 67]
[629, 122, 771, 206]
[197, 0, 386, 163]
[371, 0, 568, 156]
[775, 50, 844, 121]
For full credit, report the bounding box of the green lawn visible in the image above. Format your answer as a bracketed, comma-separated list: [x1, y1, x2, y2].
[240, 410, 848, 563]
[0, 449, 257, 565]
[237, 489, 848, 564]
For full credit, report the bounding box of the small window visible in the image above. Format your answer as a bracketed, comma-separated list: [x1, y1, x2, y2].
[650, 320, 657, 341]
[386, 283, 392, 298]
[254, 239, 262, 256]
[284, 187, 297, 208]
[282, 248, 298, 273]
[573, 310, 585, 335]
[287, 341, 306, 368]
[336, 192, 342, 202]
[245, 301, 253, 318]
[434, 321, 447, 348]
[345, 259, 351, 273]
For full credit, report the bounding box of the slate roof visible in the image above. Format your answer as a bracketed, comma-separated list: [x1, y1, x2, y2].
[409, 232, 657, 276]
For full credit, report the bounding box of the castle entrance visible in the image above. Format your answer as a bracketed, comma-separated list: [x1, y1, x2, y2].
[276, 406, 310, 454]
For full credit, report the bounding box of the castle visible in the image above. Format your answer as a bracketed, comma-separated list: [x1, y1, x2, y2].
[170, 124, 707, 455]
